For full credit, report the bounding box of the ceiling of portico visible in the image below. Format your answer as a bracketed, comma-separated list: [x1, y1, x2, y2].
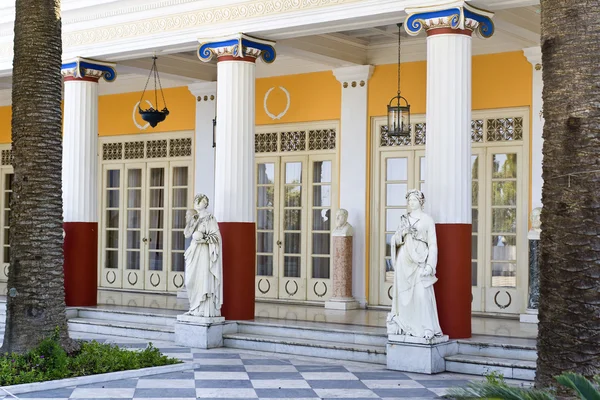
[0, 1, 540, 102]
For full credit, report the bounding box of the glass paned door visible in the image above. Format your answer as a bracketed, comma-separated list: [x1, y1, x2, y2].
[123, 164, 144, 290]
[471, 149, 485, 312]
[306, 155, 335, 301]
[0, 170, 13, 282]
[255, 158, 279, 299]
[485, 148, 524, 313]
[378, 151, 414, 306]
[145, 162, 168, 291]
[101, 165, 124, 289]
[279, 157, 307, 300]
[168, 162, 191, 292]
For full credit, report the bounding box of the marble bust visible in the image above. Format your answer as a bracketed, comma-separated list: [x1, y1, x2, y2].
[531, 207, 542, 232]
[332, 209, 353, 237]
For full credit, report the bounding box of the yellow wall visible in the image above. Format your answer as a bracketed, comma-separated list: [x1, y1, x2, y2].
[99, 86, 195, 136]
[256, 71, 340, 125]
[0, 106, 10, 143]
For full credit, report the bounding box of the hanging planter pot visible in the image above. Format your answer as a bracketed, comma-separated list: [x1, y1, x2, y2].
[138, 56, 169, 128]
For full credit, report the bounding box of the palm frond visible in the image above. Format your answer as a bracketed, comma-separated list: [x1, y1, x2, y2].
[445, 381, 555, 400]
[554, 373, 600, 400]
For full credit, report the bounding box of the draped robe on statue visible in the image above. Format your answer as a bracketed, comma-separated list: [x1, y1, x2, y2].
[184, 214, 223, 317]
[387, 213, 443, 338]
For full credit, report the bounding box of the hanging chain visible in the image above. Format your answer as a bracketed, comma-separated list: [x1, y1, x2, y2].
[138, 56, 168, 110]
[397, 23, 402, 96]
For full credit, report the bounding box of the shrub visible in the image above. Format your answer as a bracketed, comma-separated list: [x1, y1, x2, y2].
[0, 333, 179, 386]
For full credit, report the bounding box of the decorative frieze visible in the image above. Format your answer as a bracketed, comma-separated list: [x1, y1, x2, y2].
[102, 138, 192, 161]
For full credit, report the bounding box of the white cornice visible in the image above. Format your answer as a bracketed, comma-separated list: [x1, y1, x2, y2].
[187, 81, 217, 98]
[523, 46, 541, 66]
[333, 65, 374, 83]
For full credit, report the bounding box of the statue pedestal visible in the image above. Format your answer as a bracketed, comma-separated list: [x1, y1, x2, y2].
[325, 236, 360, 310]
[174, 315, 225, 349]
[386, 335, 455, 374]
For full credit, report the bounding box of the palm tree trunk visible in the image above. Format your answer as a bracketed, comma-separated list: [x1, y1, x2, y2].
[536, 0, 600, 388]
[1, 0, 75, 353]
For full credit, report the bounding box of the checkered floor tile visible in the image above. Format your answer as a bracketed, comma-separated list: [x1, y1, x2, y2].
[3, 336, 479, 399]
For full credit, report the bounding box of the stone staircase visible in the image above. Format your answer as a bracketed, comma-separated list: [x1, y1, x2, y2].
[224, 320, 387, 364]
[445, 336, 537, 380]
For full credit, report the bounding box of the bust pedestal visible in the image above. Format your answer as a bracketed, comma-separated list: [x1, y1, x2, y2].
[174, 314, 225, 349]
[325, 236, 360, 310]
[387, 335, 455, 374]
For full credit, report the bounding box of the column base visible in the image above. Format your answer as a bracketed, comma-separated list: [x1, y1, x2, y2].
[324, 297, 360, 310]
[519, 308, 539, 324]
[387, 336, 456, 374]
[175, 315, 225, 349]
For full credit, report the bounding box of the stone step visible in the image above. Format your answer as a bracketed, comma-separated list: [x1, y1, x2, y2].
[445, 354, 536, 381]
[457, 337, 537, 361]
[223, 332, 386, 365]
[237, 321, 388, 347]
[68, 318, 174, 342]
[70, 307, 177, 328]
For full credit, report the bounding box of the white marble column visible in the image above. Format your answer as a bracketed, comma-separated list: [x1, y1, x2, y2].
[404, 2, 494, 339]
[188, 81, 217, 213]
[61, 57, 116, 306]
[197, 34, 276, 320]
[332, 65, 373, 308]
[521, 47, 543, 324]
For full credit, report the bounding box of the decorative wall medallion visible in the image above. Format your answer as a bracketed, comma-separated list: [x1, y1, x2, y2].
[257, 278, 271, 294]
[127, 272, 138, 286]
[264, 86, 290, 120]
[150, 273, 161, 287]
[313, 282, 327, 298]
[106, 270, 117, 284]
[387, 286, 393, 300]
[133, 100, 155, 130]
[494, 290, 512, 309]
[173, 274, 184, 288]
[285, 280, 299, 296]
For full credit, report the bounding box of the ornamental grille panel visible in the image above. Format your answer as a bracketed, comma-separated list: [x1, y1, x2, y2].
[308, 129, 336, 150]
[103, 143, 123, 161]
[147, 140, 168, 158]
[414, 123, 426, 145]
[1, 150, 12, 166]
[486, 117, 523, 141]
[472, 119, 484, 142]
[102, 137, 192, 161]
[380, 125, 411, 147]
[124, 141, 145, 159]
[169, 138, 192, 157]
[255, 132, 278, 153]
[281, 131, 307, 152]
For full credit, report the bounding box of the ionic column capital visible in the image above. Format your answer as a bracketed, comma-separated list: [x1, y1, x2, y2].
[333, 65, 374, 89]
[198, 33, 276, 64]
[61, 57, 117, 83]
[404, 1, 494, 38]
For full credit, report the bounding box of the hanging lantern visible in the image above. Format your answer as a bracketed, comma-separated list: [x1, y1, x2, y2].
[138, 56, 169, 128]
[387, 23, 411, 137]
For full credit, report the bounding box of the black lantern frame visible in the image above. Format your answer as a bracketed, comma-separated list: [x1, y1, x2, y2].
[138, 56, 169, 128]
[386, 23, 411, 137]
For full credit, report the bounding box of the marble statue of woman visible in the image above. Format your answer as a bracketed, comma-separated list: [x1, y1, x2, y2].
[183, 194, 223, 317]
[387, 189, 442, 340]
